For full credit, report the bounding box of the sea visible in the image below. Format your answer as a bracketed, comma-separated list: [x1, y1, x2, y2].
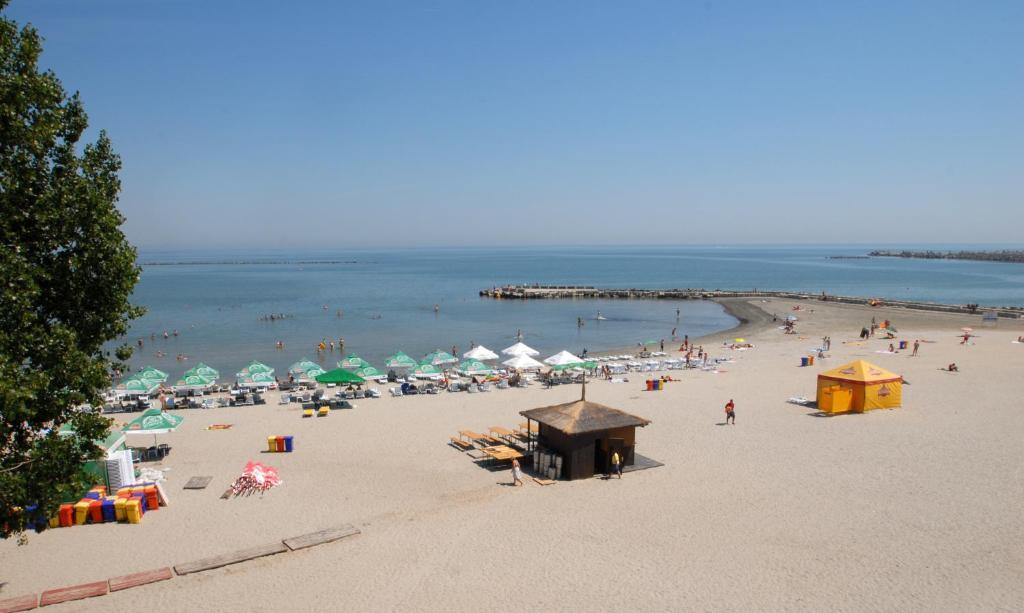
[115, 245, 1024, 381]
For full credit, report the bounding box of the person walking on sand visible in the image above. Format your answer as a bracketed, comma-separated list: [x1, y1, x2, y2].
[511, 458, 524, 486]
[611, 450, 622, 479]
[912, 340, 920, 356]
[725, 399, 736, 425]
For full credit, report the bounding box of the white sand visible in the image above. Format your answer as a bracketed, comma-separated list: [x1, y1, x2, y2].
[2, 299, 1023, 611]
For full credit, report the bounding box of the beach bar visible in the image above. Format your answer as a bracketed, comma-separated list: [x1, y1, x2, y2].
[520, 386, 650, 480]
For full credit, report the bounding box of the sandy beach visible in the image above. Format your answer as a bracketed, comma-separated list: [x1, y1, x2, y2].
[2, 298, 1022, 612]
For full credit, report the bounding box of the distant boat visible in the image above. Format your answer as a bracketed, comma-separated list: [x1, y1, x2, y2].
[595, 311, 607, 321]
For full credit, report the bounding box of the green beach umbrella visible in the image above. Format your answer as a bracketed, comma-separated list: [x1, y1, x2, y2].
[353, 365, 382, 378]
[289, 358, 324, 378]
[315, 368, 366, 385]
[239, 371, 276, 386]
[237, 360, 274, 378]
[423, 350, 458, 366]
[385, 351, 417, 369]
[136, 366, 169, 382]
[186, 362, 220, 380]
[122, 408, 184, 446]
[176, 373, 214, 388]
[122, 408, 184, 435]
[413, 363, 441, 376]
[116, 375, 160, 395]
[458, 359, 492, 375]
[339, 353, 370, 371]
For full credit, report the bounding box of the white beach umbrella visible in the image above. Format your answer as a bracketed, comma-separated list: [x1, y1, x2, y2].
[502, 342, 540, 357]
[502, 354, 546, 370]
[544, 350, 584, 366]
[463, 345, 499, 361]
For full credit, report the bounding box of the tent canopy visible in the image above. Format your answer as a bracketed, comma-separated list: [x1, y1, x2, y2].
[315, 368, 366, 385]
[413, 363, 441, 375]
[422, 350, 458, 366]
[502, 342, 540, 357]
[353, 365, 382, 378]
[116, 376, 160, 395]
[819, 360, 901, 385]
[463, 345, 499, 361]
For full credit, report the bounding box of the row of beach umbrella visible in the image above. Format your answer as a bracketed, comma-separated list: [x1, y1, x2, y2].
[115, 342, 597, 394]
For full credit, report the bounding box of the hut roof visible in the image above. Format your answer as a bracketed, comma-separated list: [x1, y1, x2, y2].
[520, 399, 651, 435]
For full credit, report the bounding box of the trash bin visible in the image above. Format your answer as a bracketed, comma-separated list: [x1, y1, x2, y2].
[801, 356, 809, 367]
[283, 435, 294, 452]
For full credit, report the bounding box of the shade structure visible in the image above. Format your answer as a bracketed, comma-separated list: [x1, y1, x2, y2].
[315, 368, 366, 385]
[457, 359, 492, 375]
[502, 354, 546, 370]
[237, 360, 274, 378]
[239, 372, 275, 387]
[422, 350, 458, 366]
[338, 353, 371, 371]
[502, 342, 539, 357]
[413, 362, 441, 376]
[520, 388, 651, 481]
[136, 366, 169, 382]
[463, 345, 499, 361]
[552, 361, 597, 371]
[122, 408, 184, 435]
[384, 351, 417, 369]
[187, 362, 220, 380]
[353, 365, 382, 379]
[816, 360, 903, 413]
[175, 373, 214, 388]
[544, 350, 584, 367]
[289, 358, 325, 379]
[116, 376, 160, 395]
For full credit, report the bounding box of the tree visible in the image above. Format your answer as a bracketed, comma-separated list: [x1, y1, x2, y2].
[1, 0, 142, 539]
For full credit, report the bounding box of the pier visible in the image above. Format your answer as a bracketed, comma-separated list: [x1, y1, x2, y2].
[479, 285, 1024, 319]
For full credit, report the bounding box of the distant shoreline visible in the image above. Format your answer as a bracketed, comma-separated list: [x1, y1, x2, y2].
[140, 260, 363, 266]
[869, 249, 1024, 264]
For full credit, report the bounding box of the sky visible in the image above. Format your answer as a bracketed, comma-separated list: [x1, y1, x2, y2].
[7, 0, 1023, 249]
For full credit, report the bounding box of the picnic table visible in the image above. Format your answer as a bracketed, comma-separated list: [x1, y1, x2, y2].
[458, 430, 485, 443]
[480, 445, 524, 462]
[518, 422, 538, 434]
[489, 426, 515, 441]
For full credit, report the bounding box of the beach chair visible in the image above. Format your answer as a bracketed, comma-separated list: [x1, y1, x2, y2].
[279, 393, 291, 405]
[466, 384, 479, 394]
[389, 387, 403, 397]
[366, 388, 381, 398]
[354, 389, 365, 399]
[317, 406, 330, 417]
[302, 409, 314, 418]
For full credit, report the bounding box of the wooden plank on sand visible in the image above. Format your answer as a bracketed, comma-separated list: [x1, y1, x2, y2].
[39, 581, 108, 607]
[283, 524, 361, 551]
[532, 477, 555, 486]
[173, 542, 288, 575]
[183, 476, 213, 489]
[108, 567, 174, 592]
[0, 594, 38, 613]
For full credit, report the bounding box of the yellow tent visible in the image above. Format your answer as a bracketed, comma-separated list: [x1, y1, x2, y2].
[816, 360, 902, 413]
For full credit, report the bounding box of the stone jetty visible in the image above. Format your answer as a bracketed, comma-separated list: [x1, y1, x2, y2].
[479, 285, 1023, 319]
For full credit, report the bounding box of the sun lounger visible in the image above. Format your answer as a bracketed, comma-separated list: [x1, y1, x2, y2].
[317, 406, 329, 417]
[366, 388, 381, 398]
[279, 394, 291, 405]
[303, 409, 314, 418]
[389, 387, 403, 397]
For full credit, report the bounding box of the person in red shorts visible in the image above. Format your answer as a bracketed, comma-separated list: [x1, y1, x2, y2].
[724, 399, 736, 425]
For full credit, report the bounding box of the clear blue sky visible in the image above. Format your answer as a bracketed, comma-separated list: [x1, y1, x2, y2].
[8, 1, 1023, 248]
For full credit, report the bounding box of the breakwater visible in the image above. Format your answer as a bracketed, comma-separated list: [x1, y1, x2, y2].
[479, 285, 1024, 319]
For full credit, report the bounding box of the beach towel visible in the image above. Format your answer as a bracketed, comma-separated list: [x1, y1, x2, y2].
[206, 424, 233, 430]
[787, 396, 811, 405]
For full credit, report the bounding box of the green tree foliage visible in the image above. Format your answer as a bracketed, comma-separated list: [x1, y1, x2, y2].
[1, 0, 142, 539]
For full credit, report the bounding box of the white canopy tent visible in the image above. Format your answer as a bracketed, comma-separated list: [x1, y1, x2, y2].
[502, 354, 546, 370]
[463, 345, 499, 361]
[544, 350, 584, 366]
[502, 342, 540, 357]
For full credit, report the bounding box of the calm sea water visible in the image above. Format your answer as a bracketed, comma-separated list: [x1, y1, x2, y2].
[115, 246, 1024, 380]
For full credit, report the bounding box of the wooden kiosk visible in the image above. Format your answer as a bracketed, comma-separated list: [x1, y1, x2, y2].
[520, 383, 650, 480]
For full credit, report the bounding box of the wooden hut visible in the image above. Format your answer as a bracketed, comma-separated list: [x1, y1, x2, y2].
[520, 386, 651, 480]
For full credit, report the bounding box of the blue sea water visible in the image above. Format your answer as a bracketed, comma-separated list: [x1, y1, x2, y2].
[116, 246, 1024, 380]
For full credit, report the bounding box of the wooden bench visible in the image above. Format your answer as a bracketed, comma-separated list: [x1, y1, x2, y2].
[449, 437, 474, 451]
